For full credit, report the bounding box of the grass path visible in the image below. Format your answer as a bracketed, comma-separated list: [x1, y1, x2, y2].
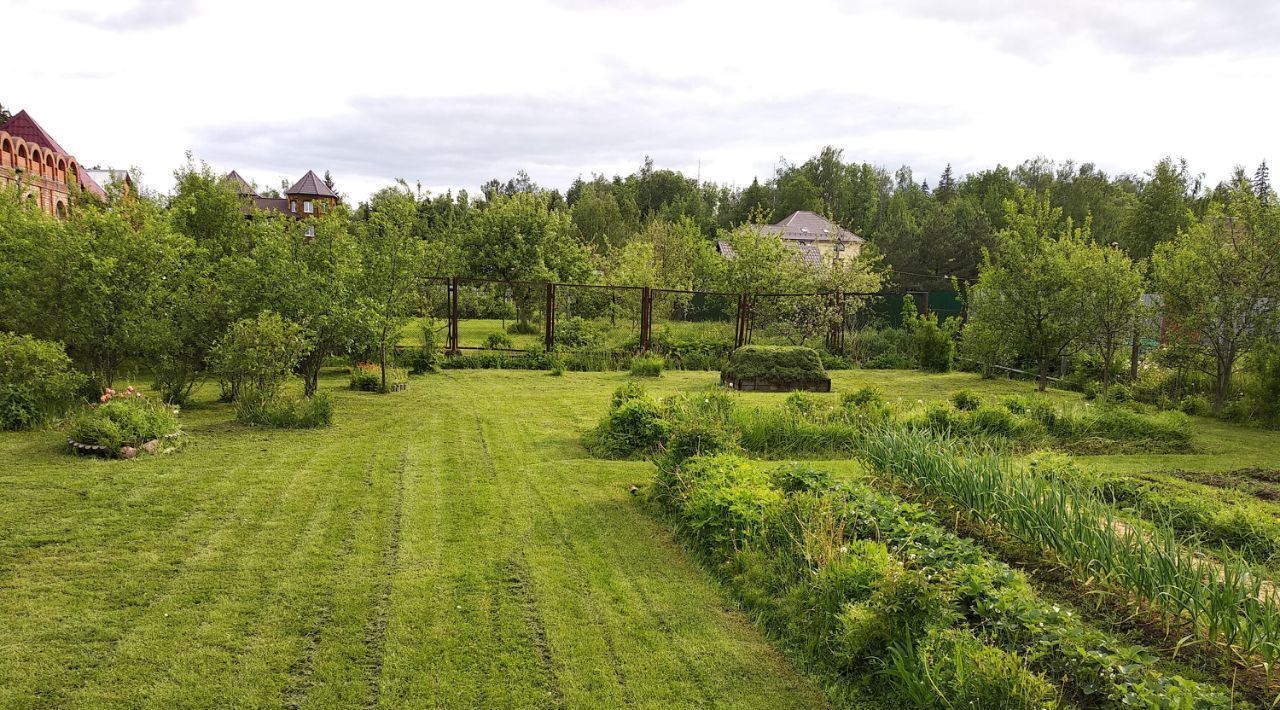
[0, 370, 827, 709]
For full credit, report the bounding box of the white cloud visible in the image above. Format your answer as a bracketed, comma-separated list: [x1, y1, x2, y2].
[4, 0, 1278, 201]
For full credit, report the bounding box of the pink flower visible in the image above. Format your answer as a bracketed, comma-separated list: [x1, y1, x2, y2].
[105, 388, 115, 396]
[99, 394, 109, 403]
[125, 386, 135, 393]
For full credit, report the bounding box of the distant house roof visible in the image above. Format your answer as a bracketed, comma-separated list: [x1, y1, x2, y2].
[252, 197, 289, 214]
[85, 169, 131, 191]
[762, 210, 864, 245]
[0, 110, 70, 155]
[285, 170, 337, 198]
[224, 170, 257, 197]
[716, 211, 859, 267]
[716, 239, 823, 267]
[78, 171, 107, 199]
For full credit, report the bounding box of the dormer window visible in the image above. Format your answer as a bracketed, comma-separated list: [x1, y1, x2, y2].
[303, 200, 313, 214]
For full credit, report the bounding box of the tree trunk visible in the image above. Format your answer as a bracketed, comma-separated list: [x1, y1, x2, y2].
[1037, 358, 1049, 392]
[379, 335, 388, 394]
[1212, 355, 1234, 415]
[1128, 326, 1140, 382]
[301, 353, 322, 398]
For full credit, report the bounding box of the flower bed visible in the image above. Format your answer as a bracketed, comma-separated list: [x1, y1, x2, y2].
[67, 387, 181, 459]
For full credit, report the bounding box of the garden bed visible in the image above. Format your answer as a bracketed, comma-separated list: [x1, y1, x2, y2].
[720, 345, 830, 393]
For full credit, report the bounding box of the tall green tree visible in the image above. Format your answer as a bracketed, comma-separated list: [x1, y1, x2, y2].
[1152, 178, 1280, 412]
[1122, 158, 1194, 259]
[359, 184, 426, 392]
[966, 191, 1095, 390]
[462, 192, 589, 329]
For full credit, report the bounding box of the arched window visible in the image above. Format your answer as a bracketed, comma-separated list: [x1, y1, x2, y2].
[55, 201, 66, 219]
[17, 144, 28, 172]
[29, 148, 43, 177]
[0, 138, 11, 167]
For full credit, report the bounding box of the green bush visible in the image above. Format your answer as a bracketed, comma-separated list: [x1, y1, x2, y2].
[770, 462, 833, 493]
[910, 313, 955, 373]
[506, 320, 540, 335]
[555, 316, 605, 350]
[1180, 394, 1211, 416]
[950, 389, 981, 411]
[211, 312, 308, 402]
[722, 345, 826, 382]
[348, 364, 382, 391]
[585, 395, 669, 458]
[629, 355, 664, 377]
[236, 390, 333, 428]
[841, 386, 882, 407]
[0, 332, 85, 430]
[67, 387, 179, 455]
[483, 332, 514, 350]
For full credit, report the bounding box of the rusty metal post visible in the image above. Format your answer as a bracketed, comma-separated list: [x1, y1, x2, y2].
[448, 277, 460, 354]
[544, 282, 556, 352]
[734, 294, 748, 349]
[639, 286, 652, 352]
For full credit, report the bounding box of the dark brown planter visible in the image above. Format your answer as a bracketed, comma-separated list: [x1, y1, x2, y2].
[720, 373, 832, 392]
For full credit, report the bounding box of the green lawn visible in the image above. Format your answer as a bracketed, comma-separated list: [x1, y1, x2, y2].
[0, 370, 827, 709]
[5, 366, 1279, 708]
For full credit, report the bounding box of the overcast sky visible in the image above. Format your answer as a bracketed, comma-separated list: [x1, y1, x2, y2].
[6, 0, 1279, 201]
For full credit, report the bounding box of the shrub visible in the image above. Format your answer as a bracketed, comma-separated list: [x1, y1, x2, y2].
[506, 320, 541, 335]
[585, 395, 669, 458]
[236, 390, 333, 428]
[349, 363, 407, 392]
[414, 321, 441, 373]
[0, 332, 85, 430]
[910, 313, 955, 372]
[483, 331, 514, 350]
[722, 345, 826, 382]
[555, 316, 605, 350]
[846, 327, 913, 369]
[770, 462, 833, 493]
[211, 312, 308, 402]
[1180, 394, 1211, 416]
[67, 387, 179, 455]
[958, 318, 1011, 379]
[629, 355, 664, 377]
[950, 389, 981, 411]
[349, 363, 382, 391]
[841, 386, 882, 407]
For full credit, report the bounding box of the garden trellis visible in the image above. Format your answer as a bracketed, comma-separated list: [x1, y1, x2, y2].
[414, 275, 956, 358]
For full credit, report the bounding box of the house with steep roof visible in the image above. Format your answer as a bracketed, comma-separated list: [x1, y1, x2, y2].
[224, 169, 339, 236]
[717, 210, 864, 267]
[0, 109, 113, 218]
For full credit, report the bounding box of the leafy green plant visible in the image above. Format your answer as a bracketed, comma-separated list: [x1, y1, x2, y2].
[483, 332, 514, 350]
[629, 355, 664, 377]
[0, 332, 85, 430]
[950, 389, 981, 411]
[236, 389, 333, 428]
[211, 312, 309, 402]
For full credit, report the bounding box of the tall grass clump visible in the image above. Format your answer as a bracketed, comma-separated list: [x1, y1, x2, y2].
[859, 426, 1280, 678]
[629, 355, 664, 377]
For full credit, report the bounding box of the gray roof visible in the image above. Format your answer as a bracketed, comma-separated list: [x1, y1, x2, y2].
[285, 170, 337, 198]
[224, 170, 257, 197]
[716, 237, 823, 267]
[762, 210, 864, 245]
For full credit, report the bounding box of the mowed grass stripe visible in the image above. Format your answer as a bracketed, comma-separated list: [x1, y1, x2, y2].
[0, 423, 365, 707]
[65, 414, 385, 707]
[1, 371, 832, 708]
